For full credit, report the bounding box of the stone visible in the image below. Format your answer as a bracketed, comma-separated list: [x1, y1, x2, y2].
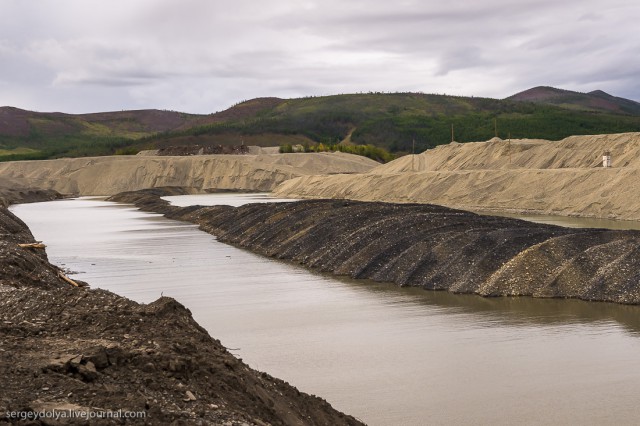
[78, 361, 98, 382]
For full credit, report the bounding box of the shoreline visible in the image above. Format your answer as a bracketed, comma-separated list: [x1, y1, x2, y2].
[0, 187, 363, 425]
[109, 187, 640, 305]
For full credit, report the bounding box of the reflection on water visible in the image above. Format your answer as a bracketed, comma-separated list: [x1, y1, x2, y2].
[10, 197, 640, 426]
[476, 210, 640, 230]
[165, 193, 640, 230]
[347, 278, 640, 336]
[162, 192, 298, 207]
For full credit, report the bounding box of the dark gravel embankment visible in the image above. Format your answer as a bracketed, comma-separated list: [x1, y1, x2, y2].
[1, 185, 363, 425]
[111, 188, 640, 305]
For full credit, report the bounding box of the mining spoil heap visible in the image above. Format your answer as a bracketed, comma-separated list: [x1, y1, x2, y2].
[0, 183, 362, 425]
[0, 151, 378, 195]
[111, 189, 640, 305]
[274, 132, 640, 220]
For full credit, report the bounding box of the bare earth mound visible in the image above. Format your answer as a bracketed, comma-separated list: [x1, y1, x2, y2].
[275, 132, 640, 220]
[0, 152, 378, 196]
[108, 190, 640, 305]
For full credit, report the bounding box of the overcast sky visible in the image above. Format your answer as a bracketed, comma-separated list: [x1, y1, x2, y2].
[1, 0, 639, 114]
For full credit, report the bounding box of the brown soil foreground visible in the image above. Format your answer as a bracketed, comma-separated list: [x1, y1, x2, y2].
[0, 186, 363, 425]
[110, 188, 640, 305]
[274, 132, 640, 220]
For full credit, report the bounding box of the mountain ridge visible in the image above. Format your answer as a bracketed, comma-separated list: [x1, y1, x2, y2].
[507, 86, 640, 115]
[2, 87, 640, 160]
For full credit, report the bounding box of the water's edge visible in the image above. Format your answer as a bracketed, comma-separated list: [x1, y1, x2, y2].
[109, 188, 640, 305]
[1, 192, 363, 425]
[12, 193, 640, 426]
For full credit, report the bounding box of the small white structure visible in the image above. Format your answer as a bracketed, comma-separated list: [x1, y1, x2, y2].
[603, 151, 612, 168]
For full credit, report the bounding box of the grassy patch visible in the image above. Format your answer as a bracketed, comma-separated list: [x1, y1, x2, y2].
[0, 147, 40, 156]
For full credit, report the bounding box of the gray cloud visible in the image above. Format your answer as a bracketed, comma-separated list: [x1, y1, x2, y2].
[0, 0, 639, 113]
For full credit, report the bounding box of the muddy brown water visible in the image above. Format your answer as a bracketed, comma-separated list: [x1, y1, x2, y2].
[475, 210, 640, 231]
[10, 195, 640, 426]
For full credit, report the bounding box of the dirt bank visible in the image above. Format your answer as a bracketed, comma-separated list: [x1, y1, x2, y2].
[0, 189, 363, 425]
[274, 133, 640, 220]
[274, 167, 640, 220]
[0, 152, 378, 196]
[0, 187, 62, 208]
[374, 132, 640, 172]
[110, 189, 640, 305]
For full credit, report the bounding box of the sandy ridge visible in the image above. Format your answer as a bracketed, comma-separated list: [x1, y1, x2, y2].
[109, 190, 640, 305]
[275, 133, 640, 220]
[373, 132, 640, 173]
[0, 152, 378, 196]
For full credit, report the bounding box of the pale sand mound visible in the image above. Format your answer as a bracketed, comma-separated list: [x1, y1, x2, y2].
[0, 152, 378, 195]
[372, 132, 640, 173]
[274, 132, 640, 220]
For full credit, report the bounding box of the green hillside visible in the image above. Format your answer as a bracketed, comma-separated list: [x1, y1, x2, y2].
[0, 107, 201, 161]
[507, 86, 640, 115]
[148, 92, 640, 154]
[3, 89, 640, 161]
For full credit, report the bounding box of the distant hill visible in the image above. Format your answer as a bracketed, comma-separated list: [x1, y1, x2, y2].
[0, 106, 202, 159]
[507, 86, 640, 115]
[0, 107, 199, 138]
[179, 97, 286, 129]
[152, 90, 640, 154]
[3, 88, 640, 161]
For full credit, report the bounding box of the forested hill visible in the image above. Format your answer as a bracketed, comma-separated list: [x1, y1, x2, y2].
[507, 86, 640, 115]
[158, 91, 640, 154]
[2, 88, 640, 161]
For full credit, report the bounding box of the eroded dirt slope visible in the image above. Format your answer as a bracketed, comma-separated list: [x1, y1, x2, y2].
[0, 152, 378, 195]
[274, 133, 640, 220]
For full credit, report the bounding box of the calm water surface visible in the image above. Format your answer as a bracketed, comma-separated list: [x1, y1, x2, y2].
[11, 196, 640, 426]
[477, 210, 640, 230]
[162, 192, 298, 207]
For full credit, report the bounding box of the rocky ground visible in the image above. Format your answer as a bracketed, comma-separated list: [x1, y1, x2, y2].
[111, 188, 640, 305]
[0, 186, 363, 425]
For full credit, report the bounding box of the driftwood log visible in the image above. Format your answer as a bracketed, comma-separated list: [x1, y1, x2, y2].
[18, 242, 46, 249]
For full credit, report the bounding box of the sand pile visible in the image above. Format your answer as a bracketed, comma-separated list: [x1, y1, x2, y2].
[373, 132, 640, 173]
[275, 132, 640, 220]
[0, 152, 378, 195]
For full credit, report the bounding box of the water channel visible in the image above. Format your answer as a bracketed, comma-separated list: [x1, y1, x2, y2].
[10, 195, 640, 426]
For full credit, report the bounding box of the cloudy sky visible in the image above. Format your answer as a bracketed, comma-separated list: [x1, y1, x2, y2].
[1, 0, 639, 114]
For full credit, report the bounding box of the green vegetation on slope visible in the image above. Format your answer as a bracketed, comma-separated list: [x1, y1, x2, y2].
[507, 86, 640, 115]
[279, 142, 395, 163]
[0, 108, 198, 161]
[3, 90, 640, 161]
[151, 93, 640, 155]
[0, 131, 140, 161]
